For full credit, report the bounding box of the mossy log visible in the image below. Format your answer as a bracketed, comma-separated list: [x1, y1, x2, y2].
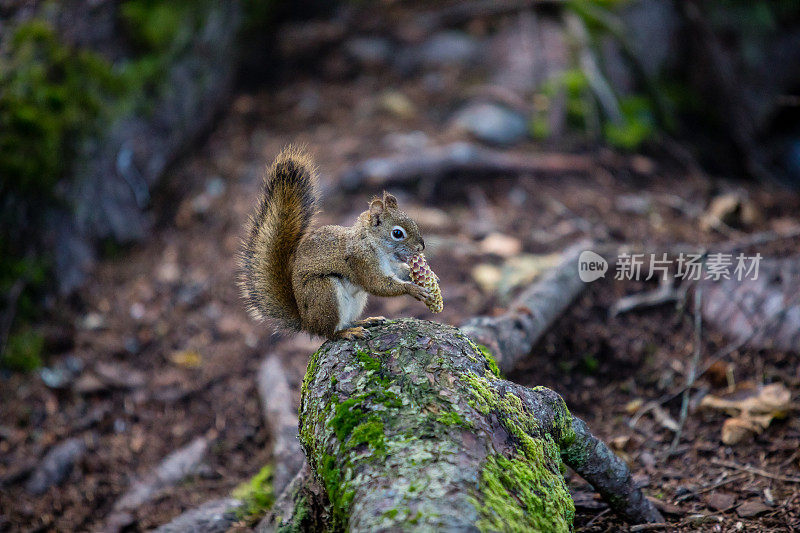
[272, 318, 661, 532]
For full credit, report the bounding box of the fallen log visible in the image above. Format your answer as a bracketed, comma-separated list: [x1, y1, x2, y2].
[293, 318, 661, 531]
[339, 142, 593, 191]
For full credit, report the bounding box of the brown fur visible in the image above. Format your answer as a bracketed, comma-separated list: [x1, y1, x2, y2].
[238, 146, 317, 331]
[240, 150, 432, 339]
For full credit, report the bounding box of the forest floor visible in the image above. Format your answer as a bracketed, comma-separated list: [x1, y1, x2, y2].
[2, 12, 800, 533]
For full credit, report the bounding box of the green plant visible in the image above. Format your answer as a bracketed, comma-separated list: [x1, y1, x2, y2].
[233, 465, 275, 523]
[1, 329, 44, 372]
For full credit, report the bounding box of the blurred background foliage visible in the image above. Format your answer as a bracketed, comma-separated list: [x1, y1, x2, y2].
[1, 0, 799, 372]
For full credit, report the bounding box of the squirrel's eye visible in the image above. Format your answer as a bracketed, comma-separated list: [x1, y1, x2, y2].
[391, 226, 406, 241]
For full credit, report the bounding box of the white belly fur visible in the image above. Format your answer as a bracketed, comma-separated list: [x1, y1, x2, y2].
[333, 277, 368, 331]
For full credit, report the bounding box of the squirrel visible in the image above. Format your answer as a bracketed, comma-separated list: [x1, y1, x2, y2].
[239, 147, 431, 340]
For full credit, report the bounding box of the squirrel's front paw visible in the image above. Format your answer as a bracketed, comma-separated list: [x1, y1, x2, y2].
[404, 282, 430, 302]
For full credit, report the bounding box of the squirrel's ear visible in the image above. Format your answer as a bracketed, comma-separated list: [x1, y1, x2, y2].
[382, 192, 398, 209]
[369, 198, 384, 225]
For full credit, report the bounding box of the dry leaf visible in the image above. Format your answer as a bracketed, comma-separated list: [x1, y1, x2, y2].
[479, 232, 522, 257]
[169, 349, 203, 369]
[700, 383, 794, 444]
[624, 398, 644, 414]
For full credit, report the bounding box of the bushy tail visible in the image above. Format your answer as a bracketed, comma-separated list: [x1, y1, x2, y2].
[239, 147, 317, 331]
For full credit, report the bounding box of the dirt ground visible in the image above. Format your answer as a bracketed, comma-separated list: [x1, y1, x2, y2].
[2, 15, 800, 533]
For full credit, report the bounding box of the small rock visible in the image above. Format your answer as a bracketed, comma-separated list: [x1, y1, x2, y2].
[81, 312, 105, 331]
[25, 438, 87, 495]
[382, 131, 429, 152]
[648, 497, 684, 516]
[418, 31, 479, 68]
[736, 500, 771, 518]
[704, 491, 737, 511]
[40, 356, 83, 389]
[205, 177, 226, 198]
[344, 37, 393, 68]
[616, 194, 652, 215]
[114, 437, 208, 512]
[453, 103, 528, 146]
[154, 498, 243, 533]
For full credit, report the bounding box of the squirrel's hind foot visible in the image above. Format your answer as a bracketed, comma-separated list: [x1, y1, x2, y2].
[356, 316, 387, 328]
[335, 326, 368, 340]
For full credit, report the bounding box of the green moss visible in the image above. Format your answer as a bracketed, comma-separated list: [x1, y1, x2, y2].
[478, 344, 501, 377]
[474, 454, 574, 533]
[464, 375, 575, 531]
[435, 411, 470, 428]
[233, 464, 275, 524]
[354, 349, 381, 372]
[277, 493, 311, 533]
[345, 419, 386, 453]
[1, 328, 44, 372]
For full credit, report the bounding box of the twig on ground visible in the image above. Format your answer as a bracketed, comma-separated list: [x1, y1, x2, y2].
[710, 459, 800, 483]
[674, 472, 748, 502]
[628, 401, 679, 433]
[629, 523, 670, 532]
[582, 508, 610, 529]
[610, 283, 680, 317]
[668, 285, 703, 454]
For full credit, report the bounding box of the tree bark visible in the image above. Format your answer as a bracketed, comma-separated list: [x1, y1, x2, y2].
[298, 318, 662, 531]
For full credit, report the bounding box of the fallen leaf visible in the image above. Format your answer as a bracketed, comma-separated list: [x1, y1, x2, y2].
[700, 192, 759, 231]
[479, 232, 522, 257]
[169, 350, 203, 369]
[704, 491, 737, 511]
[472, 263, 502, 293]
[736, 500, 771, 518]
[700, 383, 794, 444]
[625, 398, 644, 414]
[610, 436, 630, 451]
[471, 253, 560, 298]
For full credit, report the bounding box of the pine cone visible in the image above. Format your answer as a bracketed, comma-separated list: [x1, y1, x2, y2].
[409, 253, 443, 313]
